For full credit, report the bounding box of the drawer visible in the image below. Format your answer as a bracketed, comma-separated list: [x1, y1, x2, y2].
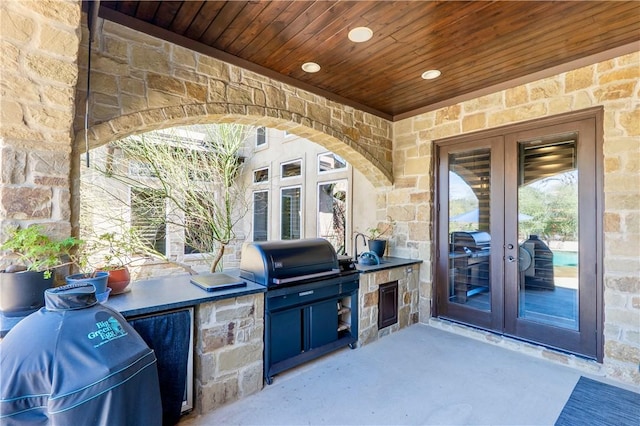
[267, 282, 341, 311]
[340, 278, 359, 294]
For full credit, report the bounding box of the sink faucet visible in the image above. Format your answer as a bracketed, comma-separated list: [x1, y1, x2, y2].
[353, 233, 367, 261]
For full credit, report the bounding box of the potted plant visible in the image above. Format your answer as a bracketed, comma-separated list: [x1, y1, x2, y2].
[92, 232, 135, 294]
[0, 225, 81, 316]
[366, 216, 396, 257]
[65, 231, 137, 296]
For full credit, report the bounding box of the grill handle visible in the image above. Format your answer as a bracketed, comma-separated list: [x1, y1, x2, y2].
[271, 269, 340, 285]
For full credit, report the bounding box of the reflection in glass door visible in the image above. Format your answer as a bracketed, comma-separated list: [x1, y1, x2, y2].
[517, 140, 579, 330]
[448, 148, 492, 312]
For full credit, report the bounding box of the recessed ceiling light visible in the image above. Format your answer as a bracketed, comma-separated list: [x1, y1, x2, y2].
[302, 62, 321, 73]
[421, 69, 441, 80]
[348, 26, 373, 43]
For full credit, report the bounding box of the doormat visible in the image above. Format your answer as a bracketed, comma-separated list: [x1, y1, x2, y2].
[555, 376, 640, 426]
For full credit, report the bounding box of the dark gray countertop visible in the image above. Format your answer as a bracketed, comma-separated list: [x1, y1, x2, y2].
[104, 273, 265, 317]
[355, 256, 422, 273]
[1, 273, 265, 336]
[1, 259, 420, 335]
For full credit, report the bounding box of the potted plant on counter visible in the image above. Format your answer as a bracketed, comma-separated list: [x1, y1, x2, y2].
[0, 225, 81, 316]
[66, 231, 140, 298]
[91, 232, 136, 294]
[366, 216, 396, 257]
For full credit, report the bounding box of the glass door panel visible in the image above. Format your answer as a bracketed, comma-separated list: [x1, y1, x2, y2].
[517, 139, 579, 330]
[448, 148, 492, 311]
[437, 136, 503, 332]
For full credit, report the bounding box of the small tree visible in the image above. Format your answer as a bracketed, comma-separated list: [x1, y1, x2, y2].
[86, 124, 252, 273]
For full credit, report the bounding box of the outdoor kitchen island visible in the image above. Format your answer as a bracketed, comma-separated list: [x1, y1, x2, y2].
[355, 257, 422, 346]
[105, 274, 266, 416]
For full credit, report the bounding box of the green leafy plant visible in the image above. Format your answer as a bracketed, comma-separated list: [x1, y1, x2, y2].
[83, 231, 145, 271]
[366, 216, 396, 240]
[1, 225, 82, 278]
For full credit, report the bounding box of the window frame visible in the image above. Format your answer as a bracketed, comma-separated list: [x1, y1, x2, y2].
[252, 190, 269, 241]
[253, 166, 270, 184]
[255, 126, 267, 149]
[280, 159, 303, 180]
[280, 185, 303, 240]
[317, 152, 348, 174]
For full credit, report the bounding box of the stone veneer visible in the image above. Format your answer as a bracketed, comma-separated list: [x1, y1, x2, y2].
[191, 293, 264, 415]
[391, 52, 639, 385]
[74, 18, 393, 187]
[0, 0, 81, 238]
[359, 265, 420, 346]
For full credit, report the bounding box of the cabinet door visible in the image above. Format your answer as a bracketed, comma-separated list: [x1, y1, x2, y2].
[269, 309, 302, 364]
[309, 299, 338, 349]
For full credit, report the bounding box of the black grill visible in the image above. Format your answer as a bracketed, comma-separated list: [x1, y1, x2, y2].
[240, 239, 359, 384]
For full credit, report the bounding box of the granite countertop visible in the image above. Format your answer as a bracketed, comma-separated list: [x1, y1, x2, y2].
[354, 256, 422, 273]
[1, 272, 265, 336]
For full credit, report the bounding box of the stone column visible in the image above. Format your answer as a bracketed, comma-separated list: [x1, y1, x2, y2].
[0, 0, 82, 239]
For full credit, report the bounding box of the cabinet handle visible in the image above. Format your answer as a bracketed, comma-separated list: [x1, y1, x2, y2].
[299, 290, 314, 296]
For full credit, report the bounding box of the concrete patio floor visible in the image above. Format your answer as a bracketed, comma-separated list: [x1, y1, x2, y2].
[180, 324, 632, 426]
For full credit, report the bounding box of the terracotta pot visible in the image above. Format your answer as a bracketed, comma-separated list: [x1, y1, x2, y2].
[103, 267, 131, 294]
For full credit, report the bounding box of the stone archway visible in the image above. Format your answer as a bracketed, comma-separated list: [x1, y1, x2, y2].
[74, 18, 393, 187]
[75, 105, 392, 188]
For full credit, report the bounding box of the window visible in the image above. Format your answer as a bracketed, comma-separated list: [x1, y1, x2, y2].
[281, 160, 302, 179]
[253, 167, 269, 183]
[281, 187, 301, 240]
[318, 152, 347, 173]
[184, 212, 205, 254]
[253, 191, 269, 241]
[255, 127, 267, 147]
[131, 188, 166, 255]
[317, 180, 347, 254]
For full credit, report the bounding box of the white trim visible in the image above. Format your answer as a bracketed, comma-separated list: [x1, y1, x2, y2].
[317, 152, 348, 174]
[280, 185, 303, 240]
[252, 190, 269, 241]
[253, 166, 270, 184]
[280, 158, 303, 180]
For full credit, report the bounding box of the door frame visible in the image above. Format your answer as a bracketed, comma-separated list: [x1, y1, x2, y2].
[433, 107, 604, 362]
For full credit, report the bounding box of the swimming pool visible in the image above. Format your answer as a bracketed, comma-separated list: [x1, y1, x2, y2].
[553, 250, 578, 267]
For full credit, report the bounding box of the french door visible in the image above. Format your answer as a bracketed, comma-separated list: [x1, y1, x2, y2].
[435, 109, 602, 360]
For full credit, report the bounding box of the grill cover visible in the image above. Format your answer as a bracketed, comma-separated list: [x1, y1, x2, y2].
[240, 238, 338, 287]
[0, 283, 162, 425]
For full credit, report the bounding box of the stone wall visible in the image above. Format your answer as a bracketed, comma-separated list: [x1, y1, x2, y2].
[393, 52, 640, 384]
[0, 0, 81, 238]
[74, 18, 393, 187]
[192, 293, 264, 415]
[358, 265, 420, 346]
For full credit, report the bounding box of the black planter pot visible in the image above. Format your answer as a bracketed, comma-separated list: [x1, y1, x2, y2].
[368, 239, 387, 257]
[0, 270, 53, 317]
[65, 272, 109, 294]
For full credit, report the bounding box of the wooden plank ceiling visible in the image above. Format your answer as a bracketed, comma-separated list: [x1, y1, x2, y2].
[97, 1, 640, 121]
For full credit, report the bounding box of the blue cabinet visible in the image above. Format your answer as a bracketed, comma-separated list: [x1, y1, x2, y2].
[264, 275, 359, 384]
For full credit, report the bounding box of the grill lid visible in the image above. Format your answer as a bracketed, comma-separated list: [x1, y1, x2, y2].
[240, 238, 338, 286]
